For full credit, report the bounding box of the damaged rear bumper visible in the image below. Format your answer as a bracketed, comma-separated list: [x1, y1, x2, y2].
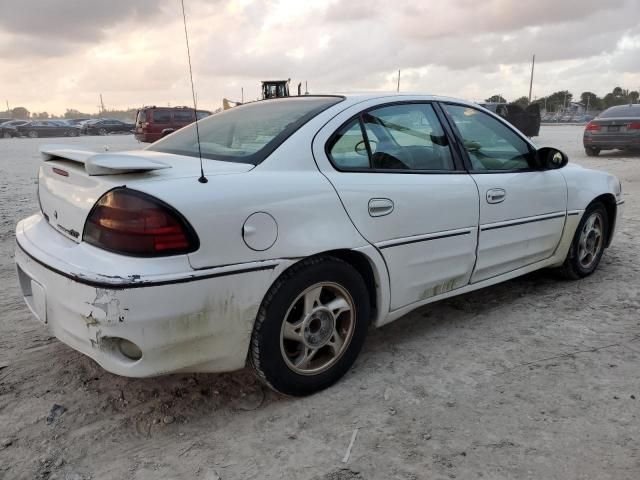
[15, 214, 288, 377]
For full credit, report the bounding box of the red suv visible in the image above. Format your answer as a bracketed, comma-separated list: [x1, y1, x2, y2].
[135, 106, 211, 143]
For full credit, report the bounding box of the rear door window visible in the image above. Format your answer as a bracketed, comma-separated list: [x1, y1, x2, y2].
[328, 103, 455, 171]
[152, 110, 172, 123]
[174, 110, 195, 123]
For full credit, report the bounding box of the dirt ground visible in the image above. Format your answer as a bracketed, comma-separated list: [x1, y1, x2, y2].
[0, 127, 638, 480]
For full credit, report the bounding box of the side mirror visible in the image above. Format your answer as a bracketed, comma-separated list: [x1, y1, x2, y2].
[537, 147, 568, 169]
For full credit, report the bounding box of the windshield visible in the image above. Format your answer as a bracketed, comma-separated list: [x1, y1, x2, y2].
[148, 96, 343, 164]
[599, 105, 640, 118]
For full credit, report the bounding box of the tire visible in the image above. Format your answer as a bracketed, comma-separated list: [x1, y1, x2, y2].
[67, 129, 79, 137]
[250, 255, 370, 396]
[2, 132, 11, 139]
[27, 130, 38, 138]
[585, 146, 600, 157]
[98, 128, 108, 136]
[558, 201, 608, 279]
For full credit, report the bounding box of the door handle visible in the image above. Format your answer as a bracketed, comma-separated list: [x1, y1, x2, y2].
[486, 188, 506, 204]
[368, 198, 394, 217]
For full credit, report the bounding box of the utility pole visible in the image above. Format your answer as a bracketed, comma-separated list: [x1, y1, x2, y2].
[397, 70, 401, 93]
[99, 94, 105, 114]
[5, 100, 9, 113]
[241, 87, 244, 103]
[528, 54, 535, 103]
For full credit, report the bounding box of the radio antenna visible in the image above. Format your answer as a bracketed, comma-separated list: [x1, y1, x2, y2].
[180, 0, 207, 183]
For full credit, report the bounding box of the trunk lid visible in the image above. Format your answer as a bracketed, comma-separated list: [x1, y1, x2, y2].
[37, 145, 253, 243]
[589, 117, 640, 135]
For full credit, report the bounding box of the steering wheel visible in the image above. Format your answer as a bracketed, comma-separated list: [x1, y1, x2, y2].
[354, 139, 377, 156]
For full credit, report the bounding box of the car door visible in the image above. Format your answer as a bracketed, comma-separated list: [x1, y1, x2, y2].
[102, 120, 115, 133]
[38, 121, 53, 136]
[313, 101, 480, 311]
[441, 103, 567, 283]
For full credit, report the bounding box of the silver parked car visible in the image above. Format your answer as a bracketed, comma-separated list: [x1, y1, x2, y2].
[583, 104, 640, 156]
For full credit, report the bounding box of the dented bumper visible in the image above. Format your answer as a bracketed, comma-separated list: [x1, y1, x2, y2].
[15, 214, 287, 377]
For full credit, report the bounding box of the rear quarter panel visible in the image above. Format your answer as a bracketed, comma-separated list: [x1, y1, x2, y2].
[126, 127, 370, 270]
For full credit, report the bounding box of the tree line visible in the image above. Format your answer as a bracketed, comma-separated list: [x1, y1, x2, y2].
[486, 86, 639, 113]
[0, 107, 138, 121]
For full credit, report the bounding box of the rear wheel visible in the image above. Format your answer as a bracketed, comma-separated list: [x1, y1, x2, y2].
[250, 256, 370, 396]
[27, 130, 38, 138]
[558, 202, 608, 279]
[98, 128, 108, 136]
[585, 146, 600, 157]
[2, 131, 11, 139]
[68, 129, 79, 137]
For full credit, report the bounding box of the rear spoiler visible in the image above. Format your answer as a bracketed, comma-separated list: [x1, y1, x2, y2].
[40, 145, 171, 176]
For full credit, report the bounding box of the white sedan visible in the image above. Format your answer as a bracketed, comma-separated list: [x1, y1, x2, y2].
[15, 94, 623, 396]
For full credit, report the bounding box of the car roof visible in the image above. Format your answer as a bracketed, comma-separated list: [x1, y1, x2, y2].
[289, 93, 479, 110]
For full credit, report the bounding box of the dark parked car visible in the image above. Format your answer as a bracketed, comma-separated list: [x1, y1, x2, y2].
[480, 102, 541, 137]
[15, 120, 79, 138]
[0, 120, 29, 138]
[134, 106, 211, 142]
[583, 104, 640, 156]
[81, 119, 134, 136]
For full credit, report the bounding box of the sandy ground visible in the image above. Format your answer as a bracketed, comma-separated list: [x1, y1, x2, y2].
[0, 127, 638, 480]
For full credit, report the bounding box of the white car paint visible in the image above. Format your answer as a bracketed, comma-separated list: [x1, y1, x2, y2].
[470, 170, 567, 281]
[15, 93, 623, 378]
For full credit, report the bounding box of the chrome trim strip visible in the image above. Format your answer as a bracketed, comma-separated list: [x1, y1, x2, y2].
[481, 212, 566, 232]
[377, 228, 473, 250]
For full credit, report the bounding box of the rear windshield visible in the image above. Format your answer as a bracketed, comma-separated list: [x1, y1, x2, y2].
[599, 105, 640, 118]
[147, 96, 343, 164]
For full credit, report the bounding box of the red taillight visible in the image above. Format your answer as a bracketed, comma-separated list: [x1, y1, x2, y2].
[627, 121, 640, 130]
[83, 189, 198, 256]
[585, 121, 601, 132]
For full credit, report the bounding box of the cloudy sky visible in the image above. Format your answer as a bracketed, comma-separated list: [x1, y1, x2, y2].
[1, 0, 639, 115]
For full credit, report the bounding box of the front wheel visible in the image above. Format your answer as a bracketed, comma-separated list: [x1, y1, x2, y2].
[98, 128, 108, 136]
[2, 131, 12, 139]
[250, 256, 370, 396]
[27, 130, 38, 138]
[558, 202, 608, 279]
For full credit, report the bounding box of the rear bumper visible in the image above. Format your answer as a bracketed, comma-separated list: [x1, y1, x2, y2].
[134, 132, 160, 143]
[583, 134, 640, 149]
[15, 214, 287, 377]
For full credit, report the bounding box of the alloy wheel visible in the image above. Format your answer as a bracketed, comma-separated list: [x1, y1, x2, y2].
[578, 211, 604, 269]
[280, 282, 356, 375]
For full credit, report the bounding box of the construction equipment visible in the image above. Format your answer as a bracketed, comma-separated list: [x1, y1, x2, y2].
[261, 79, 290, 99]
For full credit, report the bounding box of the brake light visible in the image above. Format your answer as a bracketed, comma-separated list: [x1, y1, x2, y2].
[627, 122, 640, 130]
[83, 189, 198, 256]
[585, 122, 600, 132]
